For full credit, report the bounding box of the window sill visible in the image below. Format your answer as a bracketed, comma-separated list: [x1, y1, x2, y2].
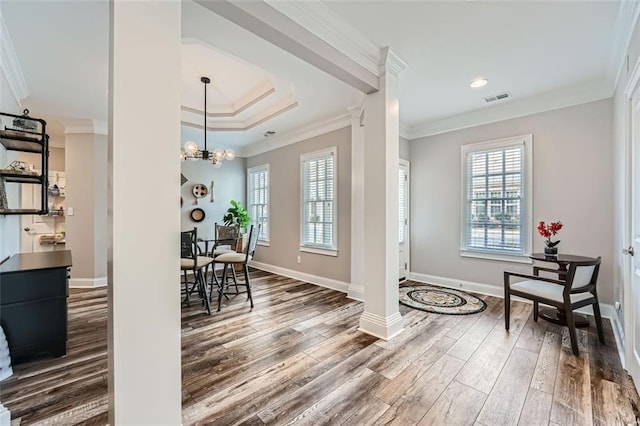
[257, 240, 270, 247]
[300, 246, 338, 257]
[459, 249, 532, 264]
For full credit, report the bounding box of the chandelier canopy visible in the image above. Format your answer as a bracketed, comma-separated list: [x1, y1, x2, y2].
[181, 76, 235, 167]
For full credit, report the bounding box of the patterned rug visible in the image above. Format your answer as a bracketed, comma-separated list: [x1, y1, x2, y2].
[399, 284, 487, 315]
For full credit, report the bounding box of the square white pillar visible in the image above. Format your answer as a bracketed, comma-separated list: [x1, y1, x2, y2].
[358, 48, 407, 340]
[108, 1, 182, 423]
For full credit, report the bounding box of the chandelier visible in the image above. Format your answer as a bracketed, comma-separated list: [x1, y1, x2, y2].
[181, 76, 235, 167]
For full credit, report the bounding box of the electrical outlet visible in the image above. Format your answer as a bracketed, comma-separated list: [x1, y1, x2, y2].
[296, 256, 301, 264]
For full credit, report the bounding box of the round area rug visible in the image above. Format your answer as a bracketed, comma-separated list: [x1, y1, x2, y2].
[399, 284, 487, 315]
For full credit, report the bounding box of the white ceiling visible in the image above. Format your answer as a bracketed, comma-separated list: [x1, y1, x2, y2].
[0, 0, 629, 151]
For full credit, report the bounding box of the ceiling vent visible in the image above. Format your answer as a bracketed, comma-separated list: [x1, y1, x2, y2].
[483, 92, 511, 103]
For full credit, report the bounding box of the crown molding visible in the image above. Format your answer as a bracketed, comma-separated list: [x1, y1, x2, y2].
[182, 82, 275, 118]
[381, 47, 408, 78]
[240, 111, 351, 157]
[608, 0, 640, 91]
[0, 10, 28, 104]
[405, 81, 612, 140]
[265, 0, 381, 77]
[399, 121, 411, 140]
[64, 119, 108, 136]
[182, 96, 298, 132]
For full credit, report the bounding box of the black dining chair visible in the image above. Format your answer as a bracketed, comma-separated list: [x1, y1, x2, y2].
[213, 224, 261, 312]
[180, 227, 214, 315]
[504, 256, 603, 356]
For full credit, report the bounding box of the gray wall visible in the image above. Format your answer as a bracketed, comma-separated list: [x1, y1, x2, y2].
[400, 136, 410, 161]
[246, 126, 352, 283]
[410, 99, 614, 303]
[180, 156, 246, 241]
[0, 70, 20, 260]
[65, 133, 107, 281]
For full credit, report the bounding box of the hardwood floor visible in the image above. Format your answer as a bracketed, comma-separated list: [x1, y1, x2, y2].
[1, 270, 638, 425]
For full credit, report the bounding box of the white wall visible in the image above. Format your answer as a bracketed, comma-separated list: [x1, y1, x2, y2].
[410, 99, 614, 303]
[180, 155, 246, 240]
[0, 70, 20, 260]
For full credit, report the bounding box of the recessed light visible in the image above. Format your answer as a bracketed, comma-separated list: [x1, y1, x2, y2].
[470, 78, 488, 88]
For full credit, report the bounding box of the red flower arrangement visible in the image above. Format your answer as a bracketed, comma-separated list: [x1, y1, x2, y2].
[537, 221, 563, 249]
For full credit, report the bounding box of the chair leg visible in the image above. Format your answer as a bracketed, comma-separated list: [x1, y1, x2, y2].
[565, 307, 580, 356]
[232, 265, 239, 294]
[198, 269, 211, 315]
[244, 264, 253, 309]
[209, 262, 219, 302]
[533, 301, 539, 322]
[504, 290, 511, 331]
[218, 263, 227, 312]
[593, 298, 605, 344]
[183, 270, 190, 306]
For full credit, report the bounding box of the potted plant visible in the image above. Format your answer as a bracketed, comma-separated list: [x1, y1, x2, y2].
[223, 200, 250, 231]
[537, 220, 563, 255]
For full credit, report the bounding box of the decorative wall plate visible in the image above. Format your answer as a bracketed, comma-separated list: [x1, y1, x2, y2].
[190, 208, 205, 222]
[192, 183, 208, 198]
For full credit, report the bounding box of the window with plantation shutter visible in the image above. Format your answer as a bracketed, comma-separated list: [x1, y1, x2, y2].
[247, 164, 269, 242]
[461, 135, 533, 263]
[399, 167, 407, 244]
[300, 147, 337, 256]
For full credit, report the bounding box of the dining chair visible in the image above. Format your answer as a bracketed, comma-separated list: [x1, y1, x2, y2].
[180, 227, 214, 315]
[213, 224, 260, 312]
[504, 256, 603, 356]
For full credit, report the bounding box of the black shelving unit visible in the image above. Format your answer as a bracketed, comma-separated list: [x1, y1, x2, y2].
[0, 110, 49, 215]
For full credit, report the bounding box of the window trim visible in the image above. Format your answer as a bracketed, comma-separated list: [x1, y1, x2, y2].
[459, 134, 533, 264]
[247, 163, 270, 243]
[300, 146, 338, 256]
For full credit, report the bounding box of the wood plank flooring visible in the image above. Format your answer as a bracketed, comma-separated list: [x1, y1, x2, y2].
[1, 270, 638, 425]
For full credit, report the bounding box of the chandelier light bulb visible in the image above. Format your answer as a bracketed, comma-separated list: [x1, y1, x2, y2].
[184, 141, 198, 154]
[212, 149, 224, 160]
[224, 149, 236, 161]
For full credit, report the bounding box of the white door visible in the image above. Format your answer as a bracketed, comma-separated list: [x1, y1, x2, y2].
[627, 93, 640, 386]
[399, 160, 409, 281]
[21, 183, 54, 252]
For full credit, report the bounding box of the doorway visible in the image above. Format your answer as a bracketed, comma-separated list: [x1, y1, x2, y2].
[399, 160, 410, 281]
[625, 64, 640, 388]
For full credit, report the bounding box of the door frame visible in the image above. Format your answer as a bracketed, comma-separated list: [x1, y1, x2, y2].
[623, 57, 640, 384]
[399, 159, 410, 281]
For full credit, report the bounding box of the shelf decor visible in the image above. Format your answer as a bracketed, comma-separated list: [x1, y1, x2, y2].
[0, 109, 49, 215]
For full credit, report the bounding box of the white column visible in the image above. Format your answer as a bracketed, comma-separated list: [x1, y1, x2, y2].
[358, 48, 407, 340]
[65, 129, 108, 287]
[108, 1, 181, 424]
[349, 105, 365, 301]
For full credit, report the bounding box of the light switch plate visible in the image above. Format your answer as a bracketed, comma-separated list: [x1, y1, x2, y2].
[67, 207, 74, 216]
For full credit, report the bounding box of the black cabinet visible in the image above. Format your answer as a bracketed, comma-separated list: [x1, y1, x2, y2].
[0, 250, 72, 364]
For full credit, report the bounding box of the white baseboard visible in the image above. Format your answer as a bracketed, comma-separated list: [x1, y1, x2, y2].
[611, 308, 626, 368]
[69, 277, 108, 288]
[249, 261, 350, 294]
[0, 403, 10, 426]
[408, 272, 615, 319]
[347, 283, 364, 302]
[358, 311, 404, 341]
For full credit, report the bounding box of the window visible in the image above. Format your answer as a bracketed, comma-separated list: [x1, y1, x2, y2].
[300, 147, 337, 256]
[247, 164, 269, 242]
[461, 135, 532, 262]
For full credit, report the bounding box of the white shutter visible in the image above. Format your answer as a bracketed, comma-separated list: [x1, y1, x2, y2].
[464, 142, 524, 253]
[301, 147, 337, 250]
[247, 164, 269, 241]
